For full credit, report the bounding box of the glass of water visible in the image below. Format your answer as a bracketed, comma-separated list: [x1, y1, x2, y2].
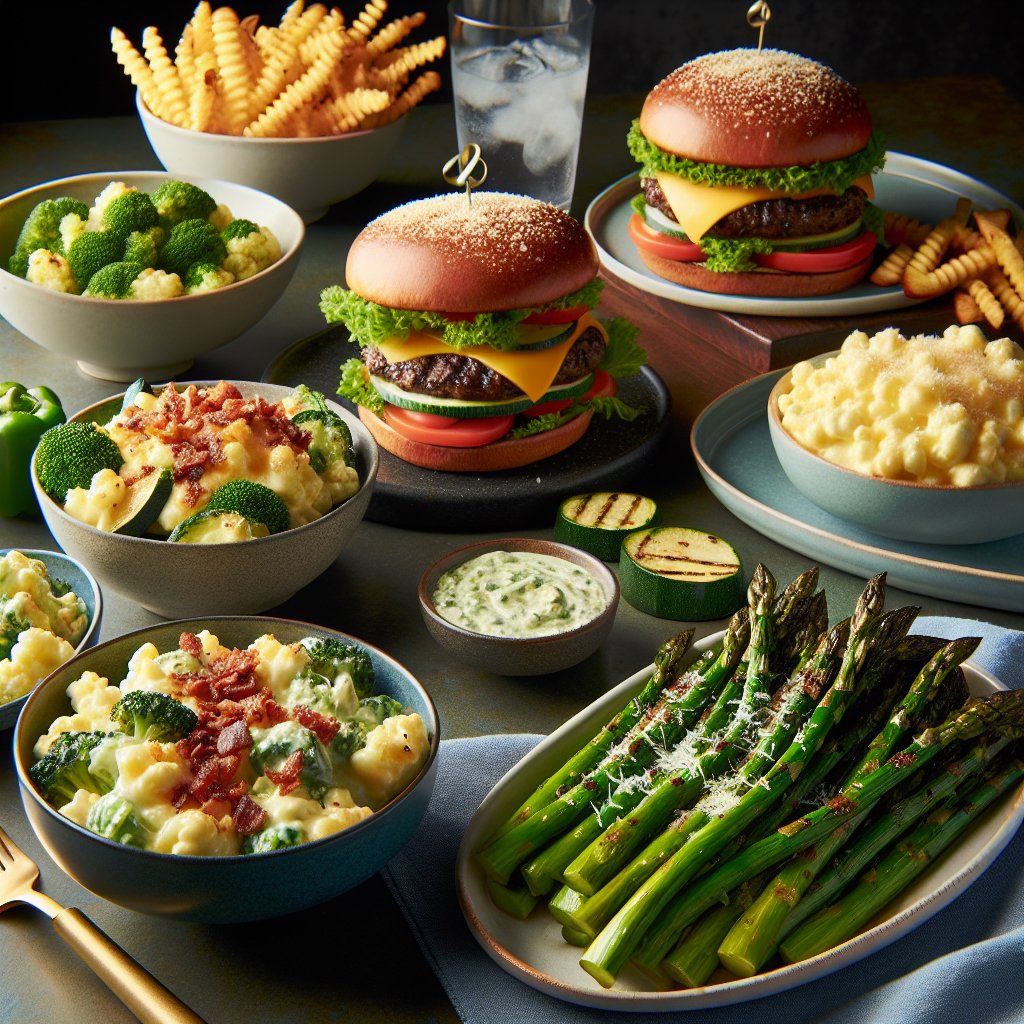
[448, 0, 594, 211]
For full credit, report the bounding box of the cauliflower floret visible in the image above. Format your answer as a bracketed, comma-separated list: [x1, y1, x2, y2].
[113, 740, 190, 833]
[348, 713, 430, 807]
[33, 670, 122, 757]
[184, 261, 234, 294]
[26, 249, 77, 293]
[0, 628, 75, 705]
[222, 226, 282, 281]
[307, 792, 373, 840]
[128, 267, 184, 300]
[249, 634, 310, 703]
[208, 203, 234, 231]
[58, 788, 101, 827]
[151, 809, 242, 856]
[59, 211, 88, 253]
[86, 181, 135, 231]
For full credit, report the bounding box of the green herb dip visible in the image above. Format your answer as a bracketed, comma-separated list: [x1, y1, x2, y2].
[432, 550, 609, 639]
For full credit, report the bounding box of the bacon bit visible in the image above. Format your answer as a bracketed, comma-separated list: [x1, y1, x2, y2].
[264, 750, 304, 795]
[292, 704, 341, 744]
[216, 719, 252, 755]
[201, 797, 233, 820]
[121, 464, 155, 488]
[180, 632, 203, 659]
[178, 648, 259, 703]
[240, 691, 289, 728]
[233, 794, 267, 836]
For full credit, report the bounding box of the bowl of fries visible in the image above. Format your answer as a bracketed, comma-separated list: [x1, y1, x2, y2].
[118, 2, 446, 222]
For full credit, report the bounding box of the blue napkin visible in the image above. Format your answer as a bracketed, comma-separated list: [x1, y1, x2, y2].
[382, 618, 1024, 1024]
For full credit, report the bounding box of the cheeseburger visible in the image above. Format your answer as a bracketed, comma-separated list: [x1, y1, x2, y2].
[320, 192, 645, 472]
[628, 48, 887, 297]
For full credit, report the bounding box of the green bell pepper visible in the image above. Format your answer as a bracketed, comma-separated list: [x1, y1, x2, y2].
[0, 382, 66, 518]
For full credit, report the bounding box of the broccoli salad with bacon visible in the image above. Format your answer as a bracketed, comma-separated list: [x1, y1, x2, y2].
[29, 630, 430, 856]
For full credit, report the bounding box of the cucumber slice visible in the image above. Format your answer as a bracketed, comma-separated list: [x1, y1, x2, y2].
[768, 219, 864, 252]
[619, 527, 744, 621]
[514, 322, 577, 349]
[168, 510, 270, 544]
[110, 468, 173, 537]
[554, 492, 659, 561]
[370, 373, 594, 419]
[292, 409, 355, 470]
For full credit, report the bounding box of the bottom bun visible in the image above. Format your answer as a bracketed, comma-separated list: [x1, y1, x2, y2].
[637, 250, 873, 298]
[358, 406, 594, 472]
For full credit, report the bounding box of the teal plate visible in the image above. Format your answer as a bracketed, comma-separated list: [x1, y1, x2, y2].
[691, 373, 1024, 613]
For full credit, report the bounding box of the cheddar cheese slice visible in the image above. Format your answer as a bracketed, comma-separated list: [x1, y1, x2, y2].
[654, 172, 876, 243]
[374, 312, 607, 403]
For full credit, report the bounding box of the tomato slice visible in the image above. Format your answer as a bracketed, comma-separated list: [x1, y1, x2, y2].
[521, 369, 617, 419]
[521, 304, 591, 325]
[384, 405, 515, 447]
[627, 213, 704, 262]
[754, 231, 877, 273]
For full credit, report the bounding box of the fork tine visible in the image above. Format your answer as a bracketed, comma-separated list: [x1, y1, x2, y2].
[0, 824, 14, 863]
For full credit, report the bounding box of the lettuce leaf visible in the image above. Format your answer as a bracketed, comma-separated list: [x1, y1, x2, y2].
[627, 120, 887, 195]
[599, 317, 647, 378]
[337, 358, 384, 416]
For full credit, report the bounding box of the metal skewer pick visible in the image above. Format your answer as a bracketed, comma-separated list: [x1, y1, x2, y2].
[746, 1, 772, 51]
[443, 144, 488, 205]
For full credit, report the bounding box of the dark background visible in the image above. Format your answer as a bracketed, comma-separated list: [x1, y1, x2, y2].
[3, 0, 1023, 123]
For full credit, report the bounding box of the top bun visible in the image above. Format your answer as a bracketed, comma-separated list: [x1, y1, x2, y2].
[345, 192, 599, 313]
[640, 49, 872, 168]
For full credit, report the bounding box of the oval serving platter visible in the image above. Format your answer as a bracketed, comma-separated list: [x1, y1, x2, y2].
[456, 630, 1023, 1011]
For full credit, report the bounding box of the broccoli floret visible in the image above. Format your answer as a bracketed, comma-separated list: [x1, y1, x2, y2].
[109, 689, 199, 743]
[221, 218, 260, 242]
[66, 231, 122, 291]
[102, 190, 159, 240]
[8, 197, 90, 277]
[84, 260, 144, 299]
[0, 606, 31, 662]
[286, 667, 344, 719]
[221, 221, 282, 280]
[183, 260, 234, 293]
[34, 420, 125, 503]
[205, 479, 290, 534]
[356, 693, 405, 725]
[159, 218, 227, 278]
[242, 824, 304, 854]
[85, 792, 148, 847]
[151, 180, 218, 229]
[329, 720, 372, 759]
[154, 649, 203, 676]
[122, 226, 164, 268]
[29, 731, 115, 806]
[250, 720, 333, 801]
[301, 637, 375, 698]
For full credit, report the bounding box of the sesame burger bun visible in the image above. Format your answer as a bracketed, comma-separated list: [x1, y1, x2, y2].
[344, 191, 600, 314]
[640, 48, 873, 167]
[635, 248, 874, 297]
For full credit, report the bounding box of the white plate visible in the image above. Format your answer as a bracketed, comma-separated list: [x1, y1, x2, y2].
[456, 631, 1023, 1011]
[584, 152, 1024, 317]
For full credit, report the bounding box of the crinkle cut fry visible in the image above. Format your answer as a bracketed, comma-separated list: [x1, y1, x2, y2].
[360, 69, 442, 128]
[986, 267, 1024, 331]
[365, 11, 427, 58]
[975, 210, 1024, 301]
[143, 25, 189, 127]
[349, 0, 390, 42]
[869, 243, 914, 287]
[111, 27, 161, 114]
[965, 276, 1005, 331]
[883, 211, 933, 248]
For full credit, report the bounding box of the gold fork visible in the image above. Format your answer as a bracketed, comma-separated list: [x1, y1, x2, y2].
[0, 823, 207, 1024]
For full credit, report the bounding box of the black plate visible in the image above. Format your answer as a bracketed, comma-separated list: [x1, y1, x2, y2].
[263, 325, 672, 532]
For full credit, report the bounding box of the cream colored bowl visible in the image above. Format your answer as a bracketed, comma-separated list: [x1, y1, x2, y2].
[31, 381, 379, 618]
[0, 171, 304, 382]
[138, 95, 407, 224]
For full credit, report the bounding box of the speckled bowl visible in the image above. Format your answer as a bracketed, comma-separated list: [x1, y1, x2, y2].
[418, 538, 619, 677]
[138, 95, 406, 224]
[0, 548, 102, 731]
[14, 616, 439, 922]
[0, 171, 304, 382]
[767, 362, 1024, 545]
[31, 381, 379, 618]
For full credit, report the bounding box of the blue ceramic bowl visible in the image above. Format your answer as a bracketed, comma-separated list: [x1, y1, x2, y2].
[767, 365, 1024, 546]
[0, 548, 102, 731]
[14, 617, 439, 922]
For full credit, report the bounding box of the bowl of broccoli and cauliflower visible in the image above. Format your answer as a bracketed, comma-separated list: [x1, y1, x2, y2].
[0, 171, 304, 382]
[31, 380, 379, 618]
[14, 616, 439, 922]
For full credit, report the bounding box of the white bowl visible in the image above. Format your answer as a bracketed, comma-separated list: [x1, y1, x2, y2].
[767, 364, 1024, 546]
[138, 95, 407, 224]
[0, 171, 304, 382]
[31, 381, 379, 618]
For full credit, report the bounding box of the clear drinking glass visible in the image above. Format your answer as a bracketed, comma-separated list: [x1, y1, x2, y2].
[448, 0, 594, 211]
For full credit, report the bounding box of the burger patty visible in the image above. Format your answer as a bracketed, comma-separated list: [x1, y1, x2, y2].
[641, 178, 867, 240]
[363, 325, 607, 403]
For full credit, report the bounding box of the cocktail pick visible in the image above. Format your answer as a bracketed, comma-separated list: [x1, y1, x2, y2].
[443, 144, 488, 205]
[746, 1, 772, 51]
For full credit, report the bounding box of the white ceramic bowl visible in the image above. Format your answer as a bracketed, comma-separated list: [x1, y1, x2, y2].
[767, 363, 1024, 546]
[31, 381, 379, 618]
[138, 95, 407, 224]
[15, 616, 439, 922]
[0, 171, 304, 382]
[418, 538, 620, 676]
[0, 548, 102, 731]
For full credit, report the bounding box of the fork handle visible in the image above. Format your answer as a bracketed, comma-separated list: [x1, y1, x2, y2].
[52, 908, 208, 1024]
